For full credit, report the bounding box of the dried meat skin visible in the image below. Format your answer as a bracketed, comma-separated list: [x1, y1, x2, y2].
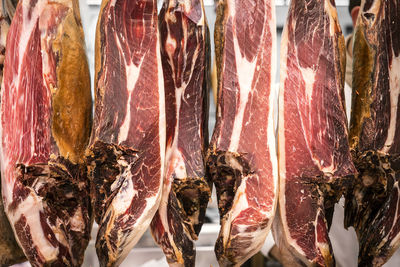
[344, 0, 400, 265]
[149, 0, 211, 266]
[87, 0, 165, 266]
[207, 0, 278, 265]
[0, 0, 93, 266]
[273, 0, 356, 266]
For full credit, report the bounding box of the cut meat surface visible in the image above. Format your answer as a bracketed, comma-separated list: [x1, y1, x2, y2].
[273, 0, 356, 266]
[0, 0, 26, 266]
[206, 0, 278, 265]
[86, 0, 165, 266]
[150, 0, 211, 266]
[0, 0, 93, 266]
[344, 0, 400, 265]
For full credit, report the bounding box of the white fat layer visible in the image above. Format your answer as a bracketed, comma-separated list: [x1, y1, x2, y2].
[277, 24, 289, 211]
[197, 0, 206, 26]
[300, 67, 316, 101]
[314, 209, 330, 260]
[324, 0, 339, 36]
[266, 0, 279, 234]
[170, 150, 187, 179]
[9, 194, 58, 261]
[157, 22, 166, 205]
[70, 207, 85, 232]
[219, 1, 277, 262]
[111, 159, 136, 215]
[227, 13, 258, 152]
[387, 184, 400, 249]
[109, 0, 117, 7]
[110, 191, 160, 266]
[117, 60, 144, 143]
[381, 54, 400, 153]
[222, 175, 272, 265]
[156, 151, 185, 258]
[224, 178, 249, 242]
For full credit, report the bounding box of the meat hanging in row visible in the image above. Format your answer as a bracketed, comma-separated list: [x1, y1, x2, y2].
[2, 0, 400, 266]
[86, 0, 166, 265]
[0, 0, 93, 265]
[272, 0, 356, 265]
[345, 0, 400, 266]
[0, 0, 26, 265]
[206, 0, 278, 265]
[150, 0, 211, 266]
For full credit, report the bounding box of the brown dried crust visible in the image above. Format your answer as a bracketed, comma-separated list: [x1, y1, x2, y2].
[213, 0, 226, 103]
[51, 0, 92, 164]
[94, 0, 110, 103]
[348, 19, 374, 150]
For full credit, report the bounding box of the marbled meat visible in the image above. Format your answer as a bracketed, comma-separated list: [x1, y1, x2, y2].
[86, 0, 165, 265]
[273, 0, 356, 265]
[0, 0, 26, 265]
[150, 0, 211, 266]
[207, 0, 278, 265]
[0, 0, 93, 265]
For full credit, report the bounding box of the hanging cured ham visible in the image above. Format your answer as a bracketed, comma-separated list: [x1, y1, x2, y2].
[344, 0, 400, 265]
[207, 0, 278, 265]
[273, 0, 356, 265]
[0, 0, 93, 265]
[0, 0, 26, 265]
[86, 0, 165, 265]
[150, 0, 211, 266]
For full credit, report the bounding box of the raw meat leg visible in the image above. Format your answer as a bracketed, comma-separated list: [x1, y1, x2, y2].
[273, 0, 356, 266]
[86, 0, 165, 266]
[344, 0, 400, 265]
[0, 0, 93, 265]
[150, 0, 211, 266]
[207, 0, 278, 265]
[0, 0, 26, 265]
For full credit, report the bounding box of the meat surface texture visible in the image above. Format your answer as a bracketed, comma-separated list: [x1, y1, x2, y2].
[86, 0, 165, 265]
[344, 0, 400, 265]
[206, 0, 278, 265]
[0, 0, 93, 266]
[273, 0, 356, 266]
[149, 0, 211, 266]
[0, 0, 26, 265]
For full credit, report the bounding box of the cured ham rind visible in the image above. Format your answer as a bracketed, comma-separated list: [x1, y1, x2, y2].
[0, 0, 26, 265]
[87, 0, 165, 265]
[207, 0, 278, 265]
[344, 0, 400, 265]
[273, 0, 356, 265]
[149, 0, 211, 265]
[0, 0, 92, 266]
